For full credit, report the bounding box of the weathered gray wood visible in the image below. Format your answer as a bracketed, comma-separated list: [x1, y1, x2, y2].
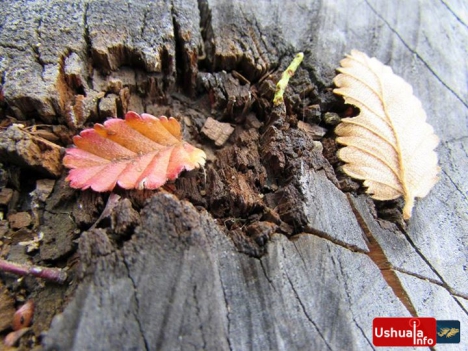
[0, 0, 88, 122]
[300, 171, 369, 251]
[45, 229, 147, 350]
[0, 0, 466, 350]
[44, 194, 414, 351]
[303, 0, 468, 297]
[86, 1, 174, 73]
[350, 195, 441, 283]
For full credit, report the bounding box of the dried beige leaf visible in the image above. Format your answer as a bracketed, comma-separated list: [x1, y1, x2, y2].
[333, 50, 439, 219]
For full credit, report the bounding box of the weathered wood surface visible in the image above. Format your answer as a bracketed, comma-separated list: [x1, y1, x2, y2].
[0, 0, 467, 350]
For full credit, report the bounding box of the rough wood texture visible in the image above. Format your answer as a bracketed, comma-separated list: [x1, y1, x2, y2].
[0, 125, 63, 177]
[0, 0, 466, 350]
[44, 194, 411, 351]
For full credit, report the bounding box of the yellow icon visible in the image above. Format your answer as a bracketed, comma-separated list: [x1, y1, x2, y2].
[438, 328, 459, 338]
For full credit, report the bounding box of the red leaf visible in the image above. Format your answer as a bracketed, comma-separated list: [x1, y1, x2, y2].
[63, 112, 206, 191]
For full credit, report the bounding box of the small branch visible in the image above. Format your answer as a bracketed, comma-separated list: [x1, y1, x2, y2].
[0, 259, 67, 284]
[273, 52, 304, 106]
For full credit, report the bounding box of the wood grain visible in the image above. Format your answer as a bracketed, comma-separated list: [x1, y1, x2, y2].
[0, 0, 466, 350]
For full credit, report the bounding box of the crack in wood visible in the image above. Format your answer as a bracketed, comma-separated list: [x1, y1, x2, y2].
[364, 0, 468, 109]
[282, 247, 333, 351]
[292, 241, 308, 269]
[215, 261, 233, 351]
[192, 285, 207, 350]
[455, 297, 468, 316]
[332, 245, 375, 349]
[395, 267, 468, 317]
[0, 43, 26, 51]
[259, 259, 277, 293]
[139, 4, 150, 38]
[197, 0, 214, 69]
[392, 267, 444, 288]
[444, 135, 468, 145]
[122, 256, 150, 351]
[350, 201, 468, 318]
[83, 2, 92, 72]
[397, 221, 468, 299]
[439, 0, 468, 29]
[347, 195, 419, 317]
[441, 168, 468, 203]
[171, 0, 200, 95]
[291, 229, 368, 254]
[33, 16, 46, 79]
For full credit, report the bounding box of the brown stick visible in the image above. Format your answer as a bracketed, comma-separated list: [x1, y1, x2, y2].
[0, 259, 67, 284]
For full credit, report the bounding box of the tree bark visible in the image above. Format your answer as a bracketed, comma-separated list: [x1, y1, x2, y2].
[0, 0, 466, 350]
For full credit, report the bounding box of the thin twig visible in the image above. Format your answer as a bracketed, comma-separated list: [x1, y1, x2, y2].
[0, 258, 67, 284]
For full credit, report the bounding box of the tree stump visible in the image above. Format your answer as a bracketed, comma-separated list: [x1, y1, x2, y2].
[0, 0, 466, 350]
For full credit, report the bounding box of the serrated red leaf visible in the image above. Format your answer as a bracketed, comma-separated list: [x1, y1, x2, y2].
[63, 112, 206, 191]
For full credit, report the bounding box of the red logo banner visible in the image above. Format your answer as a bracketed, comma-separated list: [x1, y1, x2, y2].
[373, 317, 437, 347]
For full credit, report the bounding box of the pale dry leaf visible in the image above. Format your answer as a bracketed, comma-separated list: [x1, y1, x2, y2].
[333, 50, 440, 219]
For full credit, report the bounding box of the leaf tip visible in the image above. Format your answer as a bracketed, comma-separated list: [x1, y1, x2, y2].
[402, 197, 415, 220]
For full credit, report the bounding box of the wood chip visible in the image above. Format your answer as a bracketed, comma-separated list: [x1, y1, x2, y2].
[297, 121, 327, 140]
[201, 117, 235, 146]
[31, 179, 56, 202]
[7, 212, 32, 230]
[0, 188, 13, 206]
